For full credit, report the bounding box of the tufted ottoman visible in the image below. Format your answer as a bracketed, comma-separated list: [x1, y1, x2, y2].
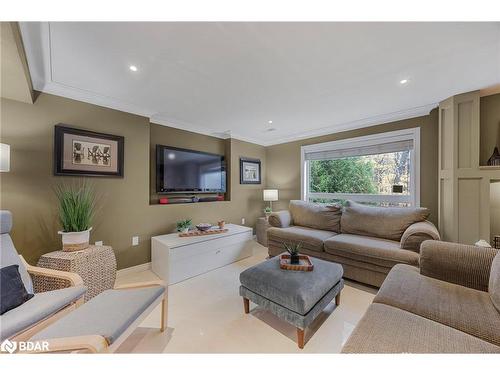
[239, 254, 344, 348]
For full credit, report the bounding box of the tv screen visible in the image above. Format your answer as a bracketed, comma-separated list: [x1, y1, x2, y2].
[156, 145, 226, 193]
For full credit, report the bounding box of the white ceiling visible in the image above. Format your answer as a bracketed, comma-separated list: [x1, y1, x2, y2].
[19, 22, 500, 146]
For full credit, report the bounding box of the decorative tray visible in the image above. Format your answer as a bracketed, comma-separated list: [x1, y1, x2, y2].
[279, 254, 314, 272]
[179, 228, 229, 237]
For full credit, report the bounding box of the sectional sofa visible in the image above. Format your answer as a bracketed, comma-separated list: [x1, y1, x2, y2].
[267, 200, 440, 287]
[342, 240, 500, 353]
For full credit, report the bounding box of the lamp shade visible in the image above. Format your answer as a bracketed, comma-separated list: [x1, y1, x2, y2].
[0, 143, 10, 172]
[263, 189, 278, 201]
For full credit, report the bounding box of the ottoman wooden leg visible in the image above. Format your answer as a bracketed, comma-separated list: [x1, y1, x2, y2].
[335, 291, 341, 306]
[297, 328, 305, 349]
[243, 298, 250, 314]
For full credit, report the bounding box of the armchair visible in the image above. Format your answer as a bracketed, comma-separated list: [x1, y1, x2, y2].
[0, 210, 86, 342]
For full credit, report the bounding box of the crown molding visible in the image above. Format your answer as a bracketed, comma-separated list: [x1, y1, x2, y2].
[18, 21, 437, 148]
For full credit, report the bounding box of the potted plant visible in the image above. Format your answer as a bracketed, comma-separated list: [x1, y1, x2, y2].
[55, 181, 96, 252]
[283, 242, 301, 265]
[176, 219, 192, 233]
[264, 206, 272, 219]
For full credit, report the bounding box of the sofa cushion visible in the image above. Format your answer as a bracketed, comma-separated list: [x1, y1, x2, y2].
[289, 200, 342, 232]
[341, 303, 500, 353]
[267, 226, 336, 253]
[0, 265, 34, 315]
[240, 255, 343, 315]
[324, 234, 419, 268]
[490, 252, 500, 312]
[0, 285, 86, 340]
[340, 200, 430, 241]
[374, 264, 500, 347]
[31, 286, 165, 345]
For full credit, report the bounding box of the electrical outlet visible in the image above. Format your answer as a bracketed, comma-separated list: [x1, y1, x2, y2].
[95, 240, 103, 246]
[241, 218, 245, 225]
[132, 236, 139, 246]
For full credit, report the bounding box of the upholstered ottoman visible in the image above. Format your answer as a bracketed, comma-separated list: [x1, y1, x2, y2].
[239, 254, 344, 348]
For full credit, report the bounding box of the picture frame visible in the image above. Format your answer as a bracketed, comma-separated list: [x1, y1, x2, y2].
[240, 157, 261, 184]
[54, 124, 124, 177]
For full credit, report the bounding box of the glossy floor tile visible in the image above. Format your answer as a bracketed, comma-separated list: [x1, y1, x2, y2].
[115, 241, 376, 353]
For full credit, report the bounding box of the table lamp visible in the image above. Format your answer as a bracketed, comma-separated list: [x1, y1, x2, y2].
[263, 189, 278, 211]
[0, 143, 10, 172]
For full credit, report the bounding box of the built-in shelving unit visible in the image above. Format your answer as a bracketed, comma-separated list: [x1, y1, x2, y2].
[438, 91, 500, 244]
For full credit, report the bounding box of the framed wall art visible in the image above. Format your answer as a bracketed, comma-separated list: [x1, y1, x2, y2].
[54, 125, 124, 177]
[240, 157, 261, 184]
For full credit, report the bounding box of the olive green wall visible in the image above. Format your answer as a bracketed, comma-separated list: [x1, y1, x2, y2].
[480, 93, 500, 166]
[0, 93, 266, 269]
[265, 109, 440, 224]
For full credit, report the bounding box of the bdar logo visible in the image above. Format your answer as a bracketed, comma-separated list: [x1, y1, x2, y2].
[1, 339, 17, 354]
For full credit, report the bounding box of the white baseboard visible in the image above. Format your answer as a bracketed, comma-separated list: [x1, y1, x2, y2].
[117, 262, 151, 277]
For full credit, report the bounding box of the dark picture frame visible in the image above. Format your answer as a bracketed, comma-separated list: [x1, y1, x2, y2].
[54, 124, 124, 177]
[240, 157, 261, 184]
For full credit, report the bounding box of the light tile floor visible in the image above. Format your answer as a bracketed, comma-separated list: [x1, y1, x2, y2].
[115, 241, 377, 353]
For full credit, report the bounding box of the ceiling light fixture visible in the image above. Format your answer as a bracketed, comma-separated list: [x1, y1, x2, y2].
[268, 120, 273, 124]
[399, 78, 409, 85]
[129, 65, 138, 72]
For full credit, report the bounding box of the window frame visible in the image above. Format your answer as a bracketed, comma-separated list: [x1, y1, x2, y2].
[300, 127, 420, 207]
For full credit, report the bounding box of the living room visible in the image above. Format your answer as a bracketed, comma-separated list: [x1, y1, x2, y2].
[1, 1, 500, 373]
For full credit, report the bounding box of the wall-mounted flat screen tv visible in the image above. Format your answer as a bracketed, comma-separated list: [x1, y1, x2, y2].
[156, 145, 226, 194]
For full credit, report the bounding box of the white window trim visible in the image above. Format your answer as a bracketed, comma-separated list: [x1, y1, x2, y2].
[300, 127, 421, 206]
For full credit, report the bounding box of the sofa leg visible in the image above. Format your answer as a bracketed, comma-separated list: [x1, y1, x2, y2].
[297, 328, 305, 349]
[243, 298, 250, 314]
[335, 291, 341, 306]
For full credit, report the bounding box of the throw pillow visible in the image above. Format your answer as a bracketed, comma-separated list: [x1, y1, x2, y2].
[0, 264, 34, 315]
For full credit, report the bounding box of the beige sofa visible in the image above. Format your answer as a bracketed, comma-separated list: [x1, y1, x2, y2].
[342, 240, 500, 353]
[267, 200, 440, 287]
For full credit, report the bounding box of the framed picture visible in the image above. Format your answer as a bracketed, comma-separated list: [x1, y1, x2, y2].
[54, 124, 124, 177]
[240, 157, 261, 184]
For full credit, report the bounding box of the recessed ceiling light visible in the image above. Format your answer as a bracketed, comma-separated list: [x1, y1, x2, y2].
[129, 65, 138, 72]
[399, 79, 409, 85]
[268, 120, 273, 124]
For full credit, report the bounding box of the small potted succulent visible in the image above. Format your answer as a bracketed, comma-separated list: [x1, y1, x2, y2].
[264, 206, 272, 219]
[176, 219, 192, 233]
[283, 242, 301, 265]
[55, 180, 96, 252]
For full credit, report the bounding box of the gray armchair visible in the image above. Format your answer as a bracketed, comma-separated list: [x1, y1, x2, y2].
[0, 210, 86, 342]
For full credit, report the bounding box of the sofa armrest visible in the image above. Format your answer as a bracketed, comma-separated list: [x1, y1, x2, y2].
[420, 240, 498, 291]
[268, 210, 292, 228]
[20, 255, 84, 293]
[400, 221, 440, 252]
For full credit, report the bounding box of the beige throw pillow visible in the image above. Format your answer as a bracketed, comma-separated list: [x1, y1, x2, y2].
[340, 200, 430, 241]
[289, 200, 341, 233]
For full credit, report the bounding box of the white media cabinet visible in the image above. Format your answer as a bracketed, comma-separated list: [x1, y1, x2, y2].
[151, 224, 253, 284]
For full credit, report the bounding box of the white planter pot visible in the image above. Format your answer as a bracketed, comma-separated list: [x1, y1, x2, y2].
[58, 227, 92, 252]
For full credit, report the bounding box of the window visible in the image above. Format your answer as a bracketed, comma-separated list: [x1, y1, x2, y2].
[301, 128, 420, 207]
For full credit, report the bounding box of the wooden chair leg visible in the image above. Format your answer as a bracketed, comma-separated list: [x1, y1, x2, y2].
[297, 328, 305, 349]
[160, 295, 168, 332]
[335, 291, 341, 306]
[243, 298, 250, 314]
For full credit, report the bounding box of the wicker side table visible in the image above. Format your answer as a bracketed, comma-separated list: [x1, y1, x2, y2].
[256, 217, 271, 247]
[36, 245, 116, 302]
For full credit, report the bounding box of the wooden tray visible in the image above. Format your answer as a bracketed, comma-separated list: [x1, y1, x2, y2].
[179, 228, 228, 237]
[279, 254, 314, 271]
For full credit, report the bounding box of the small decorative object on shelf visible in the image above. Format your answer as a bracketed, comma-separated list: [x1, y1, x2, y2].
[494, 235, 500, 249]
[195, 223, 212, 231]
[176, 219, 192, 234]
[487, 147, 500, 166]
[159, 197, 169, 204]
[279, 254, 314, 272]
[218, 220, 225, 229]
[264, 206, 272, 219]
[283, 242, 301, 265]
[55, 180, 97, 252]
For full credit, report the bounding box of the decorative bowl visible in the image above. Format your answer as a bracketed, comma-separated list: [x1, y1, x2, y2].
[196, 223, 212, 231]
